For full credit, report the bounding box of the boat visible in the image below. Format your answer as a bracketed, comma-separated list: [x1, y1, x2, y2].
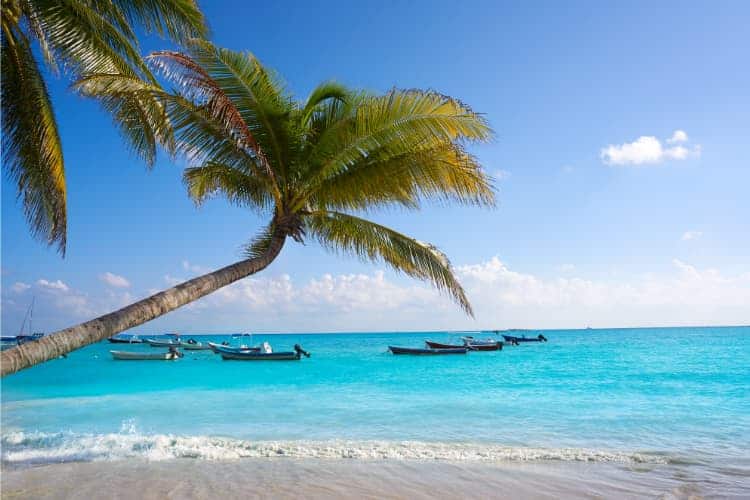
[108, 335, 143, 344]
[502, 334, 548, 343]
[10, 298, 45, 347]
[179, 340, 212, 351]
[389, 346, 468, 355]
[460, 336, 503, 351]
[220, 344, 310, 361]
[424, 340, 466, 349]
[146, 338, 180, 347]
[208, 342, 261, 354]
[110, 350, 183, 360]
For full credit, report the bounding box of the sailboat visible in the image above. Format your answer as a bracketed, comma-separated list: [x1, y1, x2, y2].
[2, 297, 45, 349]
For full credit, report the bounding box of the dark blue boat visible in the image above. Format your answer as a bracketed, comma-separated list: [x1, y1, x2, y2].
[502, 334, 548, 343]
[389, 346, 468, 355]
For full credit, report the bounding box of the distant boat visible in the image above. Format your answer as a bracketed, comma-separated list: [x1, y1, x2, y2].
[110, 350, 183, 360]
[146, 338, 180, 347]
[108, 335, 143, 344]
[220, 344, 309, 361]
[9, 297, 45, 347]
[425, 339, 502, 351]
[179, 340, 212, 351]
[424, 340, 465, 349]
[208, 342, 261, 354]
[389, 346, 468, 355]
[461, 336, 503, 351]
[502, 334, 548, 343]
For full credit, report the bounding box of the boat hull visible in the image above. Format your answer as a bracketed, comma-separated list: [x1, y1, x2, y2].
[220, 351, 301, 361]
[467, 342, 502, 351]
[146, 339, 180, 347]
[180, 343, 212, 350]
[110, 350, 181, 360]
[208, 342, 261, 354]
[502, 335, 547, 343]
[389, 346, 468, 355]
[108, 337, 143, 344]
[425, 341, 465, 349]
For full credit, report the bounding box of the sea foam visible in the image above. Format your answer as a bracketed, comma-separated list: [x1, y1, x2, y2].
[1, 430, 670, 466]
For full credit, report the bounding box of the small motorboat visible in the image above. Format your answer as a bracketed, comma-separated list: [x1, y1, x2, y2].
[110, 349, 183, 360]
[461, 336, 503, 351]
[146, 338, 180, 347]
[179, 339, 212, 350]
[108, 335, 143, 344]
[389, 346, 468, 355]
[220, 344, 310, 361]
[208, 342, 261, 354]
[502, 333, 548, 343]
[425, 340, 465, 349]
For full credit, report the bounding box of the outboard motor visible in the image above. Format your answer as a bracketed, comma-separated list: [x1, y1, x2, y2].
[538, 334, 548, 342]
[294, 344, 311, 358]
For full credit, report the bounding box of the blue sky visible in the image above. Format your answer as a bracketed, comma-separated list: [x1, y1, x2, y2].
[2, 0, 749, 334]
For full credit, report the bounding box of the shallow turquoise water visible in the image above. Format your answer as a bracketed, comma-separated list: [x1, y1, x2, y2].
[2, 327, 749, 472]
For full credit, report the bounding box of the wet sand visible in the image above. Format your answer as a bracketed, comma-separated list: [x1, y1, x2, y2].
[3, 458, 746, 499]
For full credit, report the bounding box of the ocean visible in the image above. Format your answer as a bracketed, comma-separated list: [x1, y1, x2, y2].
[2, 326, 749, 497]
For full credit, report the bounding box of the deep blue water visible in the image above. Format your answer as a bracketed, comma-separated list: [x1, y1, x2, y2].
[1, 326, 749, 468]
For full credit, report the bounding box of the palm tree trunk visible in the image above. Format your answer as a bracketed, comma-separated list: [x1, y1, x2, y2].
[1, 232, 286, 376]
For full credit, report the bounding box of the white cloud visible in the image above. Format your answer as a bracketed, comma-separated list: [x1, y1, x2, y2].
[138, 257, 750, 332]
[601, 130, 700, 166]
[561, 165, 575, 174]
[681, 230, 702, 241]
[36, 279, 69, 292]
[667, 130, 688, 144]
[100, 272, 130, 288]
[10, 282, 31, 294]
[6, 258, 748, 336]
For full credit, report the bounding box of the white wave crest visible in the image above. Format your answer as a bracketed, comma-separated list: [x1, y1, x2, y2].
[1, 430, 670, 466]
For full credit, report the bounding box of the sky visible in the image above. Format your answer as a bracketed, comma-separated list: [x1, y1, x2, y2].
[2, 0, 749, 335]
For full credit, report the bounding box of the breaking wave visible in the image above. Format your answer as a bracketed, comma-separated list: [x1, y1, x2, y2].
[1, 428, 670, 466]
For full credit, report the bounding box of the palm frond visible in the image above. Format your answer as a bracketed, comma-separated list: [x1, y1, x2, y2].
[305, 89, 493, 191]
[1, 24, 66, 254]
[22, 0, 153, 79]
[242, 222, 276, 259]
[74, 73, 175, 165]
[305, 211, 472, 315]
[301, 81, 350, 126]
[310, 143, 495, 211]
[183, 161, 273, 211]
[106, 0, 207, 44]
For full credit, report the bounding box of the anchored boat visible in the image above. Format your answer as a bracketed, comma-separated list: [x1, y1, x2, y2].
[502, 334, 548, 343]
[108, 335, 143, 344]
[110, 349, 183, 360]
[220, 344, 310, 361]
[389, 346, 468, 355]
[208, 342, 261, 354]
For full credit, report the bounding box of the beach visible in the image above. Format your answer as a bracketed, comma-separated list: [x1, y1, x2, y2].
[3, 457, 745, 499]
[2, 327, 749, 498]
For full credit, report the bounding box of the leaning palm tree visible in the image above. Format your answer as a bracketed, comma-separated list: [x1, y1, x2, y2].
[0, 41, 495, 375]
[1, 0, 206, 255]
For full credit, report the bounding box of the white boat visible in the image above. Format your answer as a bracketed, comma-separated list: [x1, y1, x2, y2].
[179, 340, 212, 351]
[110, 350, 182, 360]
[146, 338, 180, 347]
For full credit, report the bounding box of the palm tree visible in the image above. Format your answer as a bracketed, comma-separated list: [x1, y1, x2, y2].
[1, 0, 206, 255]
[0, 41, 495, 376]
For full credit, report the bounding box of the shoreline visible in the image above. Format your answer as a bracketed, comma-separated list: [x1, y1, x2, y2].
[3, 457, 743, 499]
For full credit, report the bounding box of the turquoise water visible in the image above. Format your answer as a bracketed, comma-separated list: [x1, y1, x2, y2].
[2, 327, 749, 474]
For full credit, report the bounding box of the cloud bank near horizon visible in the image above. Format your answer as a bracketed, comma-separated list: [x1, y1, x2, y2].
[3, 257, 748, 335]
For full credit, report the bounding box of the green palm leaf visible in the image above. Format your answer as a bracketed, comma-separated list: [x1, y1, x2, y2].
[305, 211, 473, 315]
[1, 24, 66, 253]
